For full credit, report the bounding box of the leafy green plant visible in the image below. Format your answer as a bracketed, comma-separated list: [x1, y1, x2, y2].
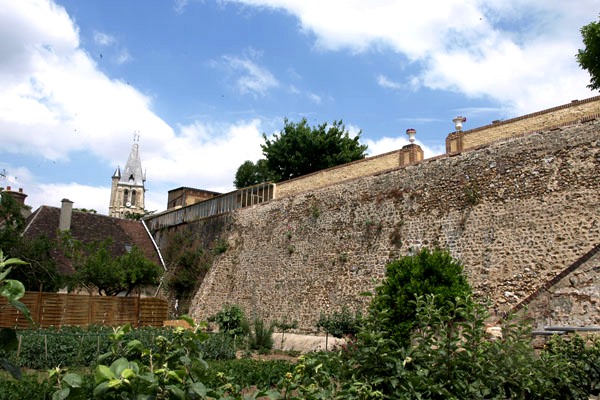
[212, 304, 248, 337]
[248, 317, 275, 354]
[0, 250, 32, 379]
[317, 306, 362, 339]
[370, 247, 472, 347]
[275, 318, 298, 349]
[213, 238, 229, 255]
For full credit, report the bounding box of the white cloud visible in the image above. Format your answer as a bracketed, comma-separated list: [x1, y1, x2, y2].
[222, 55, 279, 97]
[0, 1, 266, 215]
[228, 0, 596, 115]
[93, 31, 115, 46]
[377, 74, 404, 90]
[365, 136, 441, 160]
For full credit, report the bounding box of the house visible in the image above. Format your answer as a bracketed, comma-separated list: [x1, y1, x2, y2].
[23, 198, 164, 275]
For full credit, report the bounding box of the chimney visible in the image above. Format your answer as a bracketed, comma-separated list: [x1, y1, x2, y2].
[2, 187, 28, 205]
[59, 199, 74, 231]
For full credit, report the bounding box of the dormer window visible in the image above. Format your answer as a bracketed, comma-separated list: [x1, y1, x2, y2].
[129, 174, 134, 183]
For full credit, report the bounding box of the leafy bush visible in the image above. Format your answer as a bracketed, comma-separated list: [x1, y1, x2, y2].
[211, 304, 248, 337]
[370, 247, 472, 347]
[248, 317, 274, 353]
[201, 332, 237, 360]
[0, 372, 54, 400]
[316, 305, 362, 338]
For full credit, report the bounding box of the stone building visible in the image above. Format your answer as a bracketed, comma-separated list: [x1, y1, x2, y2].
[109, 137, 146, 218]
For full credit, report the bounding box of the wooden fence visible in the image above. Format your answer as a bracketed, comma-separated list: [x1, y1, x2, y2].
[0, 291, 168, 329]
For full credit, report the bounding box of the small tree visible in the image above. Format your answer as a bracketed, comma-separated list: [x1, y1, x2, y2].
[577, 16, 600, 90]
[369, 248, 472, 347]
[68, 239, 162, 296]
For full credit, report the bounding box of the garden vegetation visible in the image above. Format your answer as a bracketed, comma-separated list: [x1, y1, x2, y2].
[1, 249, 600, 399]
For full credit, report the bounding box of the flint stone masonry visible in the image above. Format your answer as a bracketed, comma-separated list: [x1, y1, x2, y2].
[182, 119, 600, 331]
[519, 247, 600, 330]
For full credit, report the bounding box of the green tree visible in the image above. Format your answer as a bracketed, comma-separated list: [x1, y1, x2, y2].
[577, 16, 600, 90]
[69, 239, 162, 296]
[0, 192, 63, 292]
[0, 191, 27, 252]
[262, 118, 368, 181]
[234, 159, 274, 189]
[9, 234, 63, 292]
[233, 118, 368, 187]
[369, 248, 472, 347]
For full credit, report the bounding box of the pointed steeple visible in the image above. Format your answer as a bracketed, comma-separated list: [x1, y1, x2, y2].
[120, 140, 144, 186]
[108, 135, 147, 219]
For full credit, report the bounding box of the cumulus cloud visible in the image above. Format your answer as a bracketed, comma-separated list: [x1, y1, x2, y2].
[0, 1, 267, 214]
[228, 0, 595, 114]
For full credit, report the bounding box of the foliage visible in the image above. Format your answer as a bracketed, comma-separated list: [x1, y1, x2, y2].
[0, 372, 54, 400]
[124, 208, 155, 220]
[274, 318, 298, 349]
[233, 159, 275, 189]
[316, 306, 362, 338]
[163, 232, 213, 313]
[369, 247, 472, 347]
[234, 118, 368, 187]
[262, 118, 368, 182]
[0, 250, 31, 380]
[45, 318, 280, 400]
[0, 192, 27, 252]
[247, 317, 275, 354]
[211, 304, 248, 337]
[577, 16, 600, 90]
[8, 234, 63, 292]
[67, 238, 162, 296]
[0, 192, 63, 292]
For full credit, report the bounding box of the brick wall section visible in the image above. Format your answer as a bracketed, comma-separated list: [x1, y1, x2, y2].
[447, 96, 600, 153]
[185, 119, 600, 331]
[275, 150, 401, 198]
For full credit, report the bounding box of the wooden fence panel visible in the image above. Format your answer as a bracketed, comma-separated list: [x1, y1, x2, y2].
[0, 292, 168, 328]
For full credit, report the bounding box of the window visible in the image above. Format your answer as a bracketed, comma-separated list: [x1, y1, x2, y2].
[123, 189, 129, 206]
[131, 190, 136, 206]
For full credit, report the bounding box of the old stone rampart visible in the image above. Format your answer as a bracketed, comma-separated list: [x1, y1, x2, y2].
[446, 96, 600, 153]
[186, 119, 600, 331]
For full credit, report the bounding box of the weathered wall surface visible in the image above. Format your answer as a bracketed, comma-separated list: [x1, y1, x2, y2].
[447, 96, 600, 153]
[275, 150, 401, 198]
[186, 120, 600, 331]
[517, 245, 600, 329]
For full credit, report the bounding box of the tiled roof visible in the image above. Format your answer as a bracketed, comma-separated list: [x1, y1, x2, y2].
[23, 206, 163, 274]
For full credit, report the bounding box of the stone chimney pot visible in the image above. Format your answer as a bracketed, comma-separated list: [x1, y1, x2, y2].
[59, 198, 74, 231]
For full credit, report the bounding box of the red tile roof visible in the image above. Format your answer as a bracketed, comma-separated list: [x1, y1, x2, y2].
[23, 206, 163, 274]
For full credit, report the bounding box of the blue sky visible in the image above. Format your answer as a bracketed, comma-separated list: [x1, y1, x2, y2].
[0, 0, 597, 214]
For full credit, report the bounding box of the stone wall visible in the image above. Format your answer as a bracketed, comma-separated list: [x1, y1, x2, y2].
[186, 119, 600, 331]
[275, 150, 401, 198]
[515, 244, 600, 330]
[447, 96, 600, 153]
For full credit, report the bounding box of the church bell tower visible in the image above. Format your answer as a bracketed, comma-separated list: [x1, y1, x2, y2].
[109, 135, 146, 218]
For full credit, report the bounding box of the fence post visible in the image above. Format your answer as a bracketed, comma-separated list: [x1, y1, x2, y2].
[88, 292, 93, 325]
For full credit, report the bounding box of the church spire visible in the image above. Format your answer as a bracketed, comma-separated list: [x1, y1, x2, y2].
[120, 138, 145, 186]
[108, 134, 147, 218]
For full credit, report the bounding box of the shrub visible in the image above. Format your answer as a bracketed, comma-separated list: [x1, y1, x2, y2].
[370, 247, 472, 347]
[212, 304, 248, 337]
[248, 317, 274, 354]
